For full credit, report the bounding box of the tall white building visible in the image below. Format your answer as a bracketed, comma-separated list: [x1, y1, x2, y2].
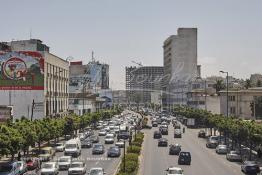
[163, 28, 198, 106]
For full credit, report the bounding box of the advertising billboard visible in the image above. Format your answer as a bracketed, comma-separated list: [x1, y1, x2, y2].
[0, 51, 44, 90]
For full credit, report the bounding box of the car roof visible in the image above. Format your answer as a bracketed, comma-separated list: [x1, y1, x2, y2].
[90, 167, 103, 171]
[168, 167, 182, 170]
[59, 156, 71, 159]
[71, 161, 84, 164]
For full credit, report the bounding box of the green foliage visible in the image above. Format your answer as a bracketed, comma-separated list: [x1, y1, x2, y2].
[125, 153, 139, 162]
[120, 161, 138, 173]
[127, 145, 141, 154]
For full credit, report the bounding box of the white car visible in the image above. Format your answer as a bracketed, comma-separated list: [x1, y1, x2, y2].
[58, 156, 72, 170]
[55, 142, 65, 152]
[88, 167, 106, 175]
[68, 162, 86, 175]
[98, 130, 107, 136]
[115, 139, 125, 148]
[165, 167, 183, 175]
[104, 134, 114, 144]
[40, 162, 59, 175]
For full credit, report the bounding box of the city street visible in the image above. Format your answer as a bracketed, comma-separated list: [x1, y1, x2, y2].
[140, 120, 243, 175]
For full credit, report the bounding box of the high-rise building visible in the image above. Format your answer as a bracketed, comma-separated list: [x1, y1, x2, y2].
[163, 28, 198, 106]
[126, 66, 164, 104]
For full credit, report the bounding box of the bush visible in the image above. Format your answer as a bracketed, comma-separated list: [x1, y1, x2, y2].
[125, 153, 139, 162]
[131, 141, 142, 147]
[127, 146, 141, 154]
[134, 137, 143, 144]
[120, 160, 138, 173]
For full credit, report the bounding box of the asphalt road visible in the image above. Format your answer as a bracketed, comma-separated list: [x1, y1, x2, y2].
[140, 121, 244, 175]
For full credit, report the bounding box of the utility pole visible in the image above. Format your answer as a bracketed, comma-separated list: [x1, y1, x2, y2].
[31, 99, 35, 121]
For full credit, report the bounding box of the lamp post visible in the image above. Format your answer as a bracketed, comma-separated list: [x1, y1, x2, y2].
[220, 71, 229, 117]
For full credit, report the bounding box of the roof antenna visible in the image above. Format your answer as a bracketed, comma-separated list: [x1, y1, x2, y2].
[30, 28, 32, 39]
[92, 51, 95, 62]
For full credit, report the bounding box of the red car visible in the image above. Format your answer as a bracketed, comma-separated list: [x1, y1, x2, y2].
[26, 158, 40, 170]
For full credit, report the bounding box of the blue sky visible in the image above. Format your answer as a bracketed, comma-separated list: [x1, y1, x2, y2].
[1, 0, 262, 89]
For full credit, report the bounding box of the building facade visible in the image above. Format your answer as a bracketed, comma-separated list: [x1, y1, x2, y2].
[126, 66, 164, 104]
[220, 88, 262, 119]
[162, 28, 198, 107]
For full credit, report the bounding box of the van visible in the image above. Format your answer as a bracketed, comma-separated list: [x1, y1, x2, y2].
[64, 138, 81, 157]
[39, 147, 55, 161]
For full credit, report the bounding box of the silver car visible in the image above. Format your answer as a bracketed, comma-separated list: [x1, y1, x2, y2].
[226, 151, 242, 162]
[40, 162, 59, 175]
[216, 145, 228, 154]
[57, 156, 72, 170]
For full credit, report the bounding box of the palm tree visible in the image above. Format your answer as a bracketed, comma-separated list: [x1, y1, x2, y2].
[244, 79, 252, 89]
[213, 80, 226, 95]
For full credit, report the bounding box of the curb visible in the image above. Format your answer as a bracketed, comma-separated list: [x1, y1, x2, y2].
[137, 132, 146, 175]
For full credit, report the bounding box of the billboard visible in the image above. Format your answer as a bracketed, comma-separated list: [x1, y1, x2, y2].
[0, 51, 44, 90]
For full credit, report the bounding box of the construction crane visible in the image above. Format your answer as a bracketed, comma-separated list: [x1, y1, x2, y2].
[131, 61, 143, 67]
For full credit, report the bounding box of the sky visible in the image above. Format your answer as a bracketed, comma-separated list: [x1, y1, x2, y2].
[1, 0, 262, 89]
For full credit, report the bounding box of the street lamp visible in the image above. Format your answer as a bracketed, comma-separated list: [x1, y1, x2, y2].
[220, 71, 229, 117]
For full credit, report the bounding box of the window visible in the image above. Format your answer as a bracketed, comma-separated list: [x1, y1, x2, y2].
[230, 107, 236, 114]
[229, 96, 236, 101]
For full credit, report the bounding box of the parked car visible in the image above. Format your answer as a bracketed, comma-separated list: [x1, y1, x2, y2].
[90, 136, 100, 143]
[0, 162, 21, 175]
[178, 152, 191, 165]
[88, 167, 106, 175]
[107, 146, 121, 157]
[206, 136, 219, 149]
[241, 161, 260, 174]
[40, 162, 59, 175]
[226, 151, 242, 162]
[115, 139, 125, 148]
[174, 129, 182, 138]
[39, 147, 55, 162]
[169, 144, 181, 155]
[55, 142, 65, 152]
[165, 167, 184, 175]
[153, 131, 162, 139]
[216, 145, 228, 154]
[25, 158, 40, 171]
[68, 162, 86, 175]
[58, 156, 72, 170]
[198, 130, 206, 138]
[81, 138, 93, 148]
[92, 144, 105, 155]
[158, 138, 168, 147]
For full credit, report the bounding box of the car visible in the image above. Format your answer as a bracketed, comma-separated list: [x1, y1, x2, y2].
[98, 130, 107, 136]
[169, 144, 181, 155]
[39, 147, 55, 162]
[206, 136, 219, 148]
[226, 151, 242, 162]
[198, 130, 206, 138]
[174, 124, 181, 129]
[115, 139, 125, 148]
[152, 122, 158, 127]
[165, 167, 184, 175]
[174, 129, 182, 138]
[105, 134, 114, 144]
[216, 144, 228, 154]
[55, 142, 65, 152]
[81, 138, 93, 148]
[107, 146, 121, 157]
[16, 161, 28, 175]
[90, 136, 100, 143]
[25, 158, 40, 171]
[40, 162, 59, 175]
[88, 167, 106, 175]
[58, 156, 72, 170]
[153, 131, 162, 139]
[68, 162, 86, 175]
[92, 144, 105, 155]
[0, 162, 22, 175]
[117, 132, 129, 140]
[241, 161, 260, 174]
[161, 128, 168, 135]
[178, 152, 191, 165]
[158, 138, 168, 147]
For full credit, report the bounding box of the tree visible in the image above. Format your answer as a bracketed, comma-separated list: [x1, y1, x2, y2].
[257, 80, 262, 87]
[244, 79, 252, 89]
[213, 80, 226, 95]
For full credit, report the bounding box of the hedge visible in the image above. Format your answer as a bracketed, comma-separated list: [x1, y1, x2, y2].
[125, 153, 139, 162]
[127, 146, 141, 154]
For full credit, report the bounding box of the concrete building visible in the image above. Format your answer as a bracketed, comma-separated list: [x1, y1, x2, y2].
[9, 39, 50, 52]
[220, 88, 262, 119]
[0, 48, 69, 120]
[112, 90, 128, 106]
[126, 66, 164, 104]
[163, 28, 198, 107]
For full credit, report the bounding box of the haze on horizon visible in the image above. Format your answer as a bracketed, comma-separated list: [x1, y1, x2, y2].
[0, 0, 261, 90]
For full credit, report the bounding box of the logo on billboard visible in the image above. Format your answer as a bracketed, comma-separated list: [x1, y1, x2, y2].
[3, 57, 27, 80]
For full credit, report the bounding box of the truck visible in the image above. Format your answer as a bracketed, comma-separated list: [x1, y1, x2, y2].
[186, 118, 195, 128]
[64, 138, 81, 157]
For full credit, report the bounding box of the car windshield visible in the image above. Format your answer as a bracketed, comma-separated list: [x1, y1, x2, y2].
[0, 164, 12, 172]
[90, 169, 103, 175]
[94, 145, 103, 149]
[65, 144, 77, 149]
[71, 163, 83, 168]
[40, 150, 50, 154]
[56, 143, 63, 146]
[180, 152, 190, 156]
[43, 164, 53, 169]
[169, 170, 183, 174]
[59, 158, 70, 162]
[105, 135, 113, 139]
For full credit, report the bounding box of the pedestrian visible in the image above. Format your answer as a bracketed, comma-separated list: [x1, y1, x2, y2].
[17, 152, 21, 161]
